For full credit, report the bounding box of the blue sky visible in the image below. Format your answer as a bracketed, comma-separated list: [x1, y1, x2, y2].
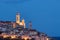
[0, 0, 60, 37]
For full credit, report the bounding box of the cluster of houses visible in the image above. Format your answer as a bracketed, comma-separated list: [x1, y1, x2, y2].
[0, 13, 50, 40]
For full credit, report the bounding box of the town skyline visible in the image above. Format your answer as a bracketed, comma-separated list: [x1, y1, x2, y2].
[0, 0, 60, 37]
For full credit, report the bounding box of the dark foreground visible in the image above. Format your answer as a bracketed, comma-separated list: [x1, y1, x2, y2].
[0, 38, 35, 40]
[0, 37, 60, 40]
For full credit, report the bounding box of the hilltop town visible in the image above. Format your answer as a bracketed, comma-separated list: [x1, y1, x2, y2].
[0, 12, 49, 40]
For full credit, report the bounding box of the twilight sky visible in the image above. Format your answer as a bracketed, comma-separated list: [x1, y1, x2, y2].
[0, 0, 60, 37]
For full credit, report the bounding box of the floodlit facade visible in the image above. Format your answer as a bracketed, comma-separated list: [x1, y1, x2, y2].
[16, 12, 25, 28]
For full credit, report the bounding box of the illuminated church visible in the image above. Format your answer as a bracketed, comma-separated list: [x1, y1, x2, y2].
[13, 12, 26, 28]
[0, 12, 26, 29]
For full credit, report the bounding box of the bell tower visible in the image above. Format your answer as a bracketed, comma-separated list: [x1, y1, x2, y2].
[29, 21, 32, 29]
[16, 12, 20, 24]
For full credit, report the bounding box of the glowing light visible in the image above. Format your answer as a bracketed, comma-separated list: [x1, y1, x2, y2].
[22, 35, 31, 40]
[24, 37, 27, 40]
[3, 35, 9, 38]
[11, 35, 17, 39]
[20, 22, 23, 25]
[47, 38, 49, 40]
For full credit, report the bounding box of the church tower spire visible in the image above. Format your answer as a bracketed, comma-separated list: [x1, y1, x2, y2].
[29, 21, 32, 29]
[16, 12, 20, 24]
